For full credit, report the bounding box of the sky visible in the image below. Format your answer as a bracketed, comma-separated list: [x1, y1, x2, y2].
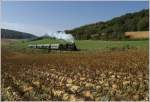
[1, 1, 149, 36]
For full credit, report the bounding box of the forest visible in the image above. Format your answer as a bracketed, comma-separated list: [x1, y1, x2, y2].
[65, 9, 149, 40]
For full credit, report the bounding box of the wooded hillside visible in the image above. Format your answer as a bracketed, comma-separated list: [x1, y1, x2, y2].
[65, 9, 149, 40]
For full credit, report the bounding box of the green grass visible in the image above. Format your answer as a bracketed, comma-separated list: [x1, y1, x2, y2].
[4, 38, 149, 52]
[75, 40, 149, 50]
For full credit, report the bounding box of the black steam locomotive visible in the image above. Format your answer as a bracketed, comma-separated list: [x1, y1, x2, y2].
[51, 43, 78, 51]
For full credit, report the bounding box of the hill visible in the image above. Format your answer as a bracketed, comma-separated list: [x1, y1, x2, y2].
[65, 9, 149, 40]
[1, 29, 37, 39]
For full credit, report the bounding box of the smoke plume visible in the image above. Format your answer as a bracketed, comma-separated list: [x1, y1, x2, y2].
[48, 31, 74, 43]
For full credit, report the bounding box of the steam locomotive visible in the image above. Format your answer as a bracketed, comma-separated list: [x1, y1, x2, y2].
[28, 43, 78, 51]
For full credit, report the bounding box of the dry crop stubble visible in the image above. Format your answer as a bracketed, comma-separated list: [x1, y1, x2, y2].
[1, 49, 149, 101]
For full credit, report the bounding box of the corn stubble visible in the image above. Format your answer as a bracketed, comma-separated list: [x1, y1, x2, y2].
[1, 50, 149, 101]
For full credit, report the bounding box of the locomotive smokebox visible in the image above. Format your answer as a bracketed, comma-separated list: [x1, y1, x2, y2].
[58, 42, 78, 51]
[65, 43, 78, 51]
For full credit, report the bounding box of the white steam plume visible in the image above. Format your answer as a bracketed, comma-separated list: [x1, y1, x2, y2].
[48, 31, 74, 43]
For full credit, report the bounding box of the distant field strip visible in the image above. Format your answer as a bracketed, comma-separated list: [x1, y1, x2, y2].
[125, 31, 149, 39]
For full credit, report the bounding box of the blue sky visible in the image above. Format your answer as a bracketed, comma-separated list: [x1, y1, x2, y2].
[2, 1, 149, 36]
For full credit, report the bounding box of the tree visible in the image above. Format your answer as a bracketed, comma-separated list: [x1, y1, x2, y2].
[137, 17, 149, 31]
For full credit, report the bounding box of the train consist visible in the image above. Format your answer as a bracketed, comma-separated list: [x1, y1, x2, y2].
[28, 43, 78, 51]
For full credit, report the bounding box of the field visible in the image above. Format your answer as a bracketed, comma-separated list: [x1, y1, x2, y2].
[1, 39, 149, 101]
[125, 31, 149, 39]
[4, 38, 149, 52]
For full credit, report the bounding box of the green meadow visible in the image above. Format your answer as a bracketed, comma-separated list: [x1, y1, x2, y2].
[5, 38, 148, 52]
